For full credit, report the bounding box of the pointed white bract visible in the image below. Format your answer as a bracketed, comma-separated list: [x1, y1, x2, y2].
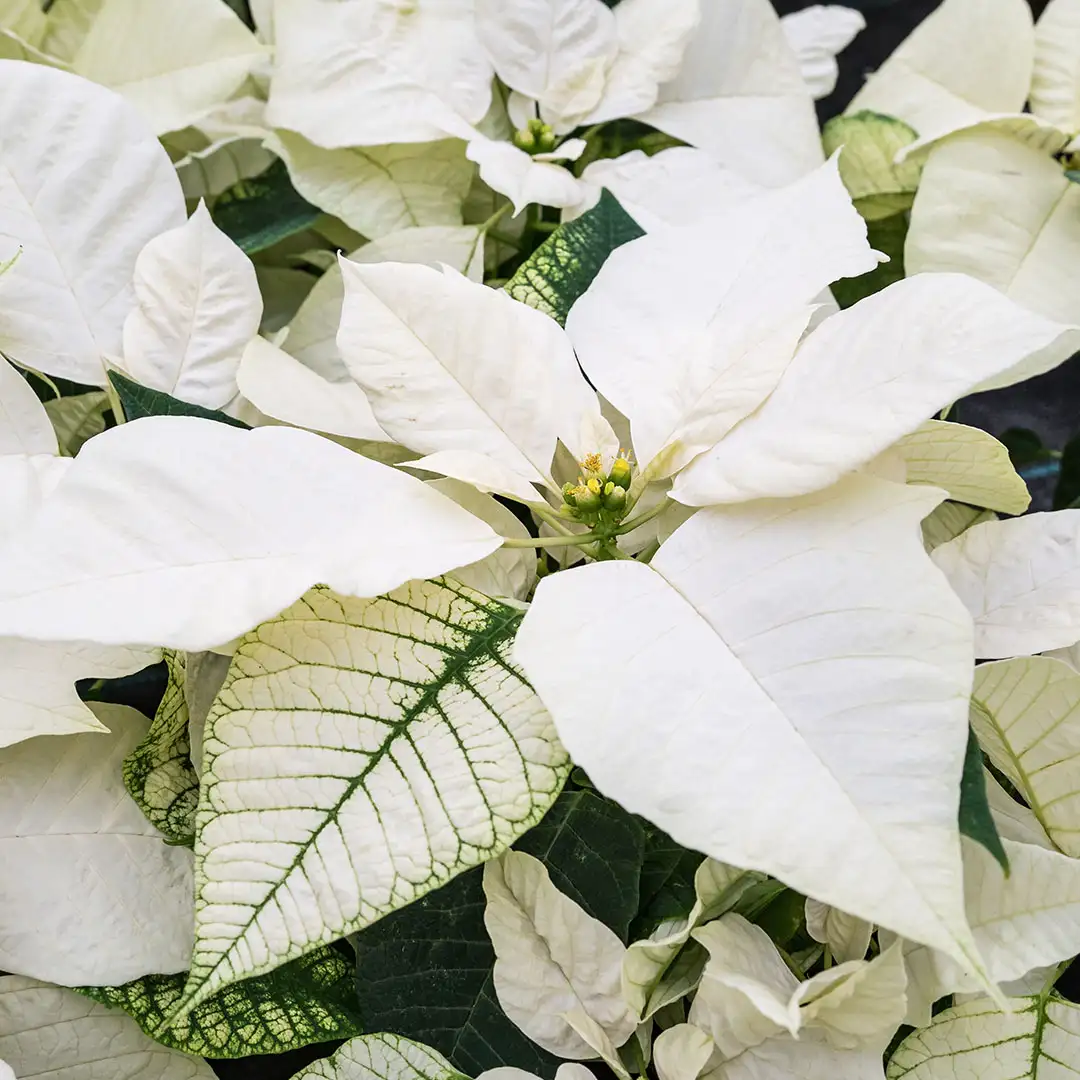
[907, 129, 1080, 342]
[638, 0, 823, 187]
[475, 0, 616, 131]
[120, 202, 262, 409]
[515, 475, 983, 974]
[567, 159, 878, 479]
[0, 704, 194, 986]
[0, 976, 217, 1080]
[266, 0, 492, 148]
[0, 417, 502, 650]
[485, 850, 635, 1058]
[337, 259, 608, 497]
[670, 273, 1072, 505]
[70, 0, 266, 135]
[1031, 0, 1080, 130]
[0, 60, 185, 384]
[845, 0, 1034, 141]
[932, 511, 1080, 658]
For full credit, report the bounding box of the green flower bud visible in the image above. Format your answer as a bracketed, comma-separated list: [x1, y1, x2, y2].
[561, 481, 579, 507]
[575, 485, 602, 513]
[603, 485, 627, 513]
[610, 457, 632, 489]
[527, 117, 547, 135]
[536, 128, 557, 153]
[512, 128, 537, 153]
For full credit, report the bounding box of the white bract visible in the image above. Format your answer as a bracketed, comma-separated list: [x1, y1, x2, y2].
[0, 703, 195, 986]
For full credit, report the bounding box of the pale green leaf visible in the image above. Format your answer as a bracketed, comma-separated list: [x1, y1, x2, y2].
[821, 110, 921, 220]
[971, 656, 1080, 856]
[291, 1033, 469, 1080]
[0, 975, 216, 1080]
[43, 391, 109, 456]
[173, 579, 568, 1019]
[123, 650, 199, 846]
[270, 133, 476, 241]
[887, 991, 1080, 1079]
[0, 60, 185, 385]
[896, 420, 1030, 515]
[79, 945, 362, 1058]
[624, 859, 766, 1022]
[921, 502, 996, 551]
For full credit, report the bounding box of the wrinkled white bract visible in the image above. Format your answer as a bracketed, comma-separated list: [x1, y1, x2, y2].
[515, 475, 983, 973]
[780, 5, 865, 99]
[0, 703, 194, 986]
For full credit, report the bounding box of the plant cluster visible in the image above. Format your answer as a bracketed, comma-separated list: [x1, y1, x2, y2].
[2, 0, 1080, 1078]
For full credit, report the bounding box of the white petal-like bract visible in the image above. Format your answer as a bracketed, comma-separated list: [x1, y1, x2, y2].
[516, 475, 983, 974]
[0, 60, 185, 384]
[0, 417, 502, 649]
[0, 704, 194, 985]
[337, 259, 601, 492]
[932, 511, 1080, 658]
[121, 202, 262, 409]
[845, 0, 1034, 141]
[485, 850, 635, 1058]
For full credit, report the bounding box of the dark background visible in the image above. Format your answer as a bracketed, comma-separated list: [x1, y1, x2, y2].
[216, 1, 1067, 1075]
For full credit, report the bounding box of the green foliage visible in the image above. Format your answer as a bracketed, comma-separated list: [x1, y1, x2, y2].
[503, 189, 644, 325]
[122, 650, 199, 846]
[213, 158, 321, 255]
[109, 370, 249, 427]
[353, 785, 652, 1079]
[79, 946, 363, 1059]
[1056, 431, 1080, 509]
[959, 725, 1010, 875]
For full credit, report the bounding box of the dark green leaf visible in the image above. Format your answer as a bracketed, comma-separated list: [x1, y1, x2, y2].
[959, 724, 1009, 875]
[109, 371, 249, 428]
[830, 211, 907, 309]
[1055, 432, 1080, 509]
[79, 946, 362, 1059]
[999, 427, 1054, 470]
[123, 651, 198, 846]
[212, 158, 320, 255]
[630, 823, 703, 940]
[354, 788, 646, 1079]
[503, 189, 644, 325]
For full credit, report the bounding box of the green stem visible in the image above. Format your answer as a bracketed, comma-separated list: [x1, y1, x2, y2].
[478, 202, 513, 234]
[529, 501, 576, 536]
[616, 498, 670, 535]
[502, 532, 602, 549]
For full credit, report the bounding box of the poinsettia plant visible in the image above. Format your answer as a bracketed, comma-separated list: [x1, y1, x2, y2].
[6, 1, 1080, 1079]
